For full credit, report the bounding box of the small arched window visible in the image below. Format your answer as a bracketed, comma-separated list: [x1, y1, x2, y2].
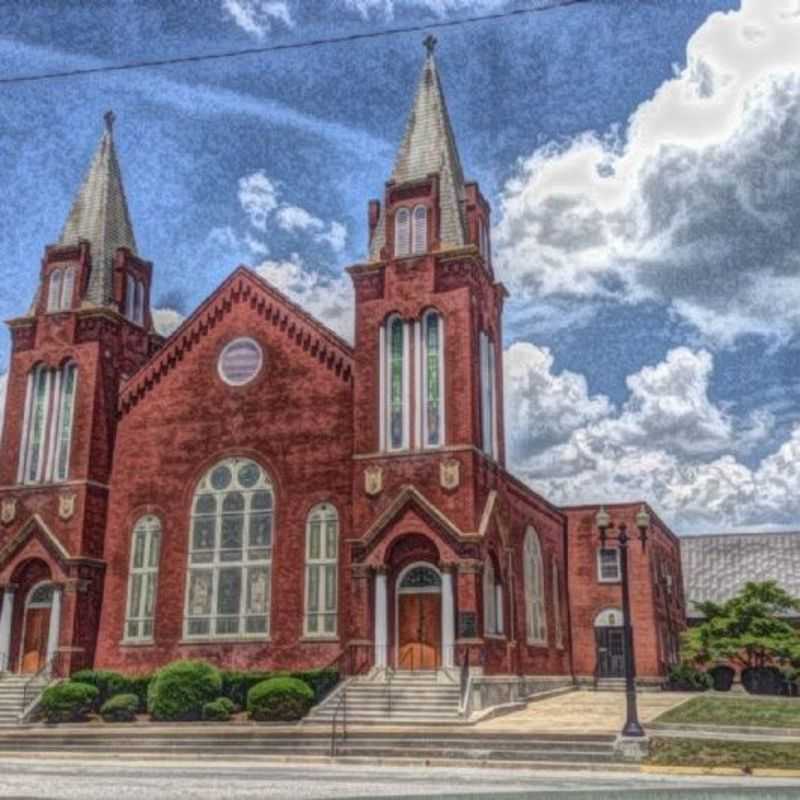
[60, 267, 75, 310]
[523, 526, 547, 645]
[421, 310, 444, 447]
[18, 361, 78, 484]
[304, 503, 338, 637]
[124, 515, 162, 642]
[483, 557, 503, 636]
[412, 205, 427, 255]
[395, 208, 411, 257]
[383, 315, 408, 450]
[47, 269, 62, 312]
[185, 458, 273, 639]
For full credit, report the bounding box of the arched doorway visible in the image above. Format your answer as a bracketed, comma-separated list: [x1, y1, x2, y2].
[594, 607, 625, 678]
[20, 582, 55, 674]
[395, 563, 442, 671]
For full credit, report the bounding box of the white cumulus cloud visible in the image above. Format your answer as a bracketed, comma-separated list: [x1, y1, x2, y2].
[238, 171, 279, 232]
[494, 0, 800, 346]
[151, 308, 186, 338]
[344, 0, 507, 19]
[222, 0, 292, 38]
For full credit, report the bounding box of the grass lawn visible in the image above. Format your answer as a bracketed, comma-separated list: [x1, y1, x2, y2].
[647, 737, 800, 770]
[656, 695, 800, 729]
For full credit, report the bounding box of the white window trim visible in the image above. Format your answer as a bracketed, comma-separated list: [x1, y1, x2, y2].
[421, 310, 445, 449]
[60, 267, 75, 311]
[395, 207, 410, 257]
[524, 526, 547, 646]
[183, 458, 273, 640]
[47, 269, 62, 312]
[303, 503, 339, 638]
[597, 547, 622, 583]
[384, 315, 410, 452]
[412, 204, 427, 255]
[123, 515, 162, 643]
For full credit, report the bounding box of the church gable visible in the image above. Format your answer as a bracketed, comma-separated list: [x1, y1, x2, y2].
[119, 266, 353, 415]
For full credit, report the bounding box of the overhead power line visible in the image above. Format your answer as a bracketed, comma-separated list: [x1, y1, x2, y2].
[0, 0, 590, 86]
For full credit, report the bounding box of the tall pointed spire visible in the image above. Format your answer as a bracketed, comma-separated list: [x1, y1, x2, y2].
[59, 110, 137, 307]
[369, 38, 468, 260]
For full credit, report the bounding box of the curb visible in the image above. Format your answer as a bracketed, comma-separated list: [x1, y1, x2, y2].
[649, 722, 800, 739]
[642, 764, 800, 778]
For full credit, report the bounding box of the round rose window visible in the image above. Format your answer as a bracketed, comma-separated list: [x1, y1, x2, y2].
[218, 338, 263, 386]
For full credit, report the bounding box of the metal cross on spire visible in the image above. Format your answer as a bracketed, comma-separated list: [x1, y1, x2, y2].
[104, 109, 116, 133]
[423, 34, 437, 56]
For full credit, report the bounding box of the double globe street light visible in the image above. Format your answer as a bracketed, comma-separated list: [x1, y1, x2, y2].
[595, 504, 651, 738]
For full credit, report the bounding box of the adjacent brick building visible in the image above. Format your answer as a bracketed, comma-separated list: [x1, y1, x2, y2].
[0, 45, 684, 692]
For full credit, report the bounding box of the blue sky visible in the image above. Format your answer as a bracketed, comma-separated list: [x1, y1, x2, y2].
[1, 0, 799, 534]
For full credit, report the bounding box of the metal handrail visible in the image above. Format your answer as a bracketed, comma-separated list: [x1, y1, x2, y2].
[329, 687, 347, 758]
[22, 652, 60, 712]
[385, 665, 395, 715]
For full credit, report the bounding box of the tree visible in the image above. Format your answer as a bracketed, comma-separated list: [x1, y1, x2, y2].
[682, 581, 800, 670]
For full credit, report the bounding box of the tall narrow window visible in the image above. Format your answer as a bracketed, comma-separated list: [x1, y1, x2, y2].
[185, 458, 273, 639]
[552, 556, 563, 649]
[387, 316, 406, 450]
[18, 362, 78, 484]
[124, 515, 162, 641]
[483, 557, 503, 636]
[47, 269, 62, 312]
[135, 280, 145, 325]
[60, 267, 75, 310]
[395, 208, 410, 257]
[125, 275, 136, 320]
[480, 332, 496, 458]
[422, 311, 444, 447]
[523, 526, 547, 645]
[304, 504, 338, 637]
[597, 548, 621, 582]
[412, 205, 427, 254]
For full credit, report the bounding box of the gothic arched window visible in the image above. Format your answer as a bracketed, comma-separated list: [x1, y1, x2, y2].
[421, 310, 444, 448]
[124, 515, 162, 641]
[483, 556, 503, 636]
[395, 207, 411, 257]
[523, 526, 547, 645]
[382, 315, 408, 451]
[47, 269, 62, 312]
[412, 205, 427, 255]
[18, 361, 78, 484]
[304, 503, 338, 637]
[480, 331, 497, 458]
[185, 458, 273, 639]
[60, 267, 75, 310]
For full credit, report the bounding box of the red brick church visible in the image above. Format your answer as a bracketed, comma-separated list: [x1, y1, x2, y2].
[0, 44, 685, 701]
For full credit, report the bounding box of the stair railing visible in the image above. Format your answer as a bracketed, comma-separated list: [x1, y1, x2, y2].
[329, 687, 347, 758]
[22, 652, 61, 713]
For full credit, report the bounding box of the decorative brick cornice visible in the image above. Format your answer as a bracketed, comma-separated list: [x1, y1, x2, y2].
[119, 266, 354, 415]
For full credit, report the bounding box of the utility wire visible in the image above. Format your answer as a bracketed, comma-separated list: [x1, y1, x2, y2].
[0, 0, 590, 86]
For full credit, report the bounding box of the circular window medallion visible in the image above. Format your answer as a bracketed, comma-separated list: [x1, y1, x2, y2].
[218, 338, 263, 386]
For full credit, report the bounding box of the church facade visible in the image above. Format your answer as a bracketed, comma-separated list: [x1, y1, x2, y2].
[0, 46, 685, 692]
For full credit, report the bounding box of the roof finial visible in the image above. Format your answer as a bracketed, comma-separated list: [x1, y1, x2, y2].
[104, 109, 116, 134]
[423, 34, 437, 56]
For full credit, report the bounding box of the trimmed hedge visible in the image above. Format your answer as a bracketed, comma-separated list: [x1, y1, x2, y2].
[220, 670, 272, 710]
[71, 670, 153, 712]
[247, 677, 314, 721]
[148, 660, 222, 721]
[100, 693, 139, 723]
[40, 681, 99, 723]
[203, 697, 236, 722]
[290, 669, 339, 704]
[666, 663, 713, 692]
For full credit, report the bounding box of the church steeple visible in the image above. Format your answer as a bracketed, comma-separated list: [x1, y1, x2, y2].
[369, 38, 468, 260]
[59, 110, 137, 308]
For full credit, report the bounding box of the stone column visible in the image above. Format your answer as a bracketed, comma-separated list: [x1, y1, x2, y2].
[0, 587, 15, 672]
[441, 564, 456, 668]
[374, 567, 388, 669]
[45, 585, 62, 671]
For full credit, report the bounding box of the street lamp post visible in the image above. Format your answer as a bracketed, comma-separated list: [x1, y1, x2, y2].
[595, 504, 650, 738]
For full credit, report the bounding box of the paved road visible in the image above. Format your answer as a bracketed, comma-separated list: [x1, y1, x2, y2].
[1, 757, 800, 799]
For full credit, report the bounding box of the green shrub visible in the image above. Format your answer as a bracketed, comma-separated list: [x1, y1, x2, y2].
[220, 670, 273, 710]
[70, 669, 126, 710]
[247, 677, 314, 721]
[100, 693, 139, 723]
[121, 674, 153, 712]
[147, 660, 222, 721]
[202, 697, 236, 722]
[40, 681, 99, 723]
[290, 668, 339, 703]
[667, 662, 713, 691]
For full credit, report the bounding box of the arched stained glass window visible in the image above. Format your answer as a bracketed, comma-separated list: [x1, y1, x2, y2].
[412, 205, 427, 255]
[395, 207, 410, 257]
[523, 526, 547, 645]
[304, 504, 338, 637]
[399, 565, 441, 590]
[422, 311, 444, 447]
[388, 316, 406, 450]
[124, 515, 162, 641]
[480, 331, 497, 458]
[185, 458, 273, 639]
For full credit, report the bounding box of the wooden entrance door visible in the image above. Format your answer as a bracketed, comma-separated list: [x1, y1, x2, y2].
[595, 626, 625, 678]
[21, 608, 50, 674]
[398, 593, 441, 670]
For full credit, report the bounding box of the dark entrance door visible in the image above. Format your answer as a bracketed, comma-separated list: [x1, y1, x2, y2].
[595, 626, 625, 678]
[21, 607, 50, 674]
